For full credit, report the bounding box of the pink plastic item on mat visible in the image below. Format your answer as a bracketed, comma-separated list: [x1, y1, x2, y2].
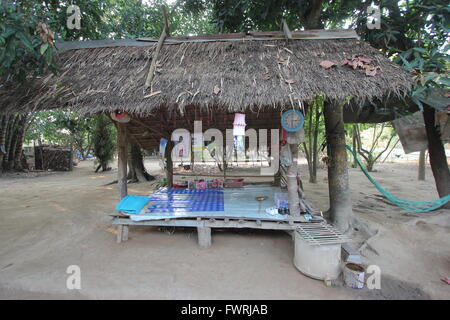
[196, 180, 207, 190]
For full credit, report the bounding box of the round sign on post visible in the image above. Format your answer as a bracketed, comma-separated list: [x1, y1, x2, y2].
[281, 109, 304, 132]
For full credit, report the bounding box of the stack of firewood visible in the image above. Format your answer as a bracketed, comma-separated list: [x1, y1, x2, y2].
[34, 146, 73, 171]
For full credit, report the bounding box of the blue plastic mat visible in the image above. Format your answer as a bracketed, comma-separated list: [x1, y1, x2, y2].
[146, 188, 224, 213]
[129, 185, 299, 221]
[115, 195, 150, 214]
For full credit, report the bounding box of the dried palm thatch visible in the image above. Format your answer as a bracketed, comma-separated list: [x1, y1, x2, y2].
[0, 32, 413, 116]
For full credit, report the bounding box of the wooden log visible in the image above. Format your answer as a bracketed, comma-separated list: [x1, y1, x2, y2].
[144, 6, 169, 90]
[323, 102, 352, 232]
[117, 122, 128, 199]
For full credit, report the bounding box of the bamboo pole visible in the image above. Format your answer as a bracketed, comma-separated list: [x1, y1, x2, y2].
[144, 6, 169, 90]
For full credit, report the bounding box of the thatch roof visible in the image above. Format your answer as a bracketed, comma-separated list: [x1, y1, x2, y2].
[0, 30, 413, 117]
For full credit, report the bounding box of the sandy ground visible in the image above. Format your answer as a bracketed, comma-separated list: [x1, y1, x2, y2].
[0, 158, 449, 299]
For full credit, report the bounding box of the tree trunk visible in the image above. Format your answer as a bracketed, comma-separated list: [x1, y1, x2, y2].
[423, 105, 450, 208]
[324, 102, 353, 232]
[127, 142, 154, 182]
[13, 114, 28, 171]
[127, 143, 137, 181]
[0, 115, 8, 172]
[304, 0, 324, 29]
[418, 149, 426, 181]
[4, 115, 19, 170]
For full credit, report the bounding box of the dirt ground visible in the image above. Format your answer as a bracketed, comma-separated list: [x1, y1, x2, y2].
[0, 158, 449, 299]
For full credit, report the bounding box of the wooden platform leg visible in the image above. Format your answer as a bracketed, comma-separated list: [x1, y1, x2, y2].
[122, 225, 129, 242]
[197, 226, 211, 248]
[117, 225, 124, 243]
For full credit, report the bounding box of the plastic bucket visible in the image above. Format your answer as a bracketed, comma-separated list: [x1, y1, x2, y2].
[343, 263, 365, 289]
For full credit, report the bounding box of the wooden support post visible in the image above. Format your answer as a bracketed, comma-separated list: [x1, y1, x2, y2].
[122, 225, 129, 241]
[197, 226, 211, 248]
[423, 105, 450, 208]
[418, 149, 426, 181]
[117, 225, 123, 243]
[273, 139, 282, 186]
[323, 102, 352, 232]
[164, 140, 174, 188]
[286, 142, 303, 216]
[116, 224, 129, 243]
[117, 122, 128, 199]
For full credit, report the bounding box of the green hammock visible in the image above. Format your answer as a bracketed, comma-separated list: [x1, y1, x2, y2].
[346, 145, 450, 212]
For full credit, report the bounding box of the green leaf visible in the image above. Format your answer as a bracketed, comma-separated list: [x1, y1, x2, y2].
[412, 47, 427, 54]
[45, 46, 54, 65]
[40, 43, 49, 55]
[15, 32, 35, 52]
[399, 55, 413, 71]
[1, 26, 15, 39]
[411, 96, 424, 111]
[439, 77, 450, 86]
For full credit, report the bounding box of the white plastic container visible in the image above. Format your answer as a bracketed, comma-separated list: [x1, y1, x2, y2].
[293, 230, 342, 280]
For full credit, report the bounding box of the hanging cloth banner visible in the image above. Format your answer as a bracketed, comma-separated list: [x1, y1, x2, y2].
[233, 113, 246, 136]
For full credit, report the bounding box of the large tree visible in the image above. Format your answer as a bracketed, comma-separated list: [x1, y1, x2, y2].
[181, 0, 361, 31]
[352, 1, 449, 204]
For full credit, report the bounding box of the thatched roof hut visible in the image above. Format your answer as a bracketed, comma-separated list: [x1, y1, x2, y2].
[0, 29, 416, 231]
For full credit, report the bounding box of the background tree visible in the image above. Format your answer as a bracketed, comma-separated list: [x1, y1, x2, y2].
[0, 0, 105, 172]
[352, 123, 398, 172]
[92, 115, 116, 172]
[302, 93, 325, 183]
[352, 0, 449, 202]
[180, 0, 361, 32]
[24, 111, 94, 159]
